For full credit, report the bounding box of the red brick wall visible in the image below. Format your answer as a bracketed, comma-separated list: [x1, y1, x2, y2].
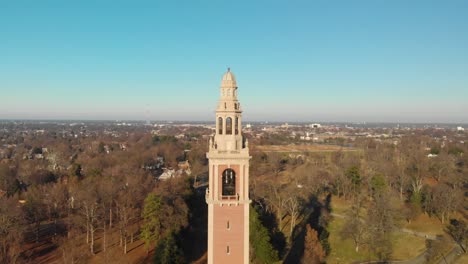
[213, 205, 245, 264]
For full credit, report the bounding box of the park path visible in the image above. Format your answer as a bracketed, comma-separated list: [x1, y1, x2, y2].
[359, 246, 464, 264]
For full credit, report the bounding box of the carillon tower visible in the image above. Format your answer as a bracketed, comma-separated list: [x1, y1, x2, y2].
[206, 68, 250, 264]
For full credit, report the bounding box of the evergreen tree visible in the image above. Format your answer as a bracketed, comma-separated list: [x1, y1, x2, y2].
[141, 193, 162, 254]
[154, 232, 184, 264]
[410, 191, 422, 212]
[250, 206, 279, 264]
[370, 174, 387, 197]
[346, 166, 361, 196]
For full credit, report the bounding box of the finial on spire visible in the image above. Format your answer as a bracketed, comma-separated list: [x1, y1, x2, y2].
[227, 67, 230, 72]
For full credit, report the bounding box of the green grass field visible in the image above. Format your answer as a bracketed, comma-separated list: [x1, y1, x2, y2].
[402, 214, 445, 235]
[327, 217, 427, 263]
[327, 218, 375, 264]
[326, 195, 431, 263]
[454, 253, 468, 264]
[391, 232, 426, 260]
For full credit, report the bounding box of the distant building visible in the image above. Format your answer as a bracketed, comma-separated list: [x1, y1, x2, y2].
[457, 126, 464, 131]
[159, 168, 175, 180]
[300, 132, 312, 141]
[178, 160, 190, 170]
[175, 134, 185, 139]
[310, 123, 321, 128]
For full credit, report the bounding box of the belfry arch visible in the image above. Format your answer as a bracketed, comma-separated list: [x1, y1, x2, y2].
[222, 168, 236, 196]
[226, 117, 232, 135]
[218, 117, 223, 134]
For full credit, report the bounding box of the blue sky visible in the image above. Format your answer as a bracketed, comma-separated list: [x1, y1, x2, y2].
[1, 0, 467, 123]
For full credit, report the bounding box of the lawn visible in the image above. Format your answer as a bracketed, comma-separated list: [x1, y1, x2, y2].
[391, 232, 426, 260]
[403, 213, 445, 236]
[455, 253, 468, 264]
[327, 217, 427, 263]
[330, 196, 352, 216]
[327, 218, 375, 264]
[327, 195, 428, 263]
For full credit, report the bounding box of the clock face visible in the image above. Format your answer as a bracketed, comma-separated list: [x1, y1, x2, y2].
[222, 168, 236, 196]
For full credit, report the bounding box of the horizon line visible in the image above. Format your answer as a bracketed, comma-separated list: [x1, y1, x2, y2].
[0, 118, 467, 126]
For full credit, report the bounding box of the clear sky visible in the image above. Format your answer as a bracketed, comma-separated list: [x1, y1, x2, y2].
[1, 1, 467, 123]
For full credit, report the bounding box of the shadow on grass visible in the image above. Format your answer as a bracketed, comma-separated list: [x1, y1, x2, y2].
[179, 182, 208, 262]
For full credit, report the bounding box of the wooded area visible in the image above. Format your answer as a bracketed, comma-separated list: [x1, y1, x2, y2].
[0, 125, 467, 263]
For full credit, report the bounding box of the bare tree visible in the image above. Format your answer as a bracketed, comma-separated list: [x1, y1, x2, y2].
[286, 195, 302, 243]
[44, 182, 69, 236]
[23, 186, 46, 243]
[446, 219, 467, 253]
[427, 184, 462, 223]
[0, 197, 24, 264]
[75, 178, 100, 255]
[366, 192, 396, 261]
[263, 183, 288, 231]
[340, 196, 367, 252]
[394, 152, 410, 201]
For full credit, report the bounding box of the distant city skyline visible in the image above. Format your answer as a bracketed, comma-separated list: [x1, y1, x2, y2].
[1, 1, 467, 123]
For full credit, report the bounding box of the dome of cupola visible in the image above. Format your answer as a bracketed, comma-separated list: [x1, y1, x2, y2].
[221, 68, 237, 88]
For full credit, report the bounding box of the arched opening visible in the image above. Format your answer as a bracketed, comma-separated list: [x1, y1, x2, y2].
[235, 117, 239, 135]
[226, 117, 232, 135]
[222, 168, 236, 196]
[218, 117, 223, 135]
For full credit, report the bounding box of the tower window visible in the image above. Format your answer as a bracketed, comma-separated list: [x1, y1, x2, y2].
[222, 169, 236, 196]
[235, 117, 239, 135]
[227, 220, 230, 230]
[227, 245, 230, 254]
[218, 117, 223, 135]
[226, 117, 232, 135]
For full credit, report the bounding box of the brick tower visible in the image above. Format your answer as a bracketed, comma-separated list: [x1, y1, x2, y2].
[206, 68, 250, 264]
